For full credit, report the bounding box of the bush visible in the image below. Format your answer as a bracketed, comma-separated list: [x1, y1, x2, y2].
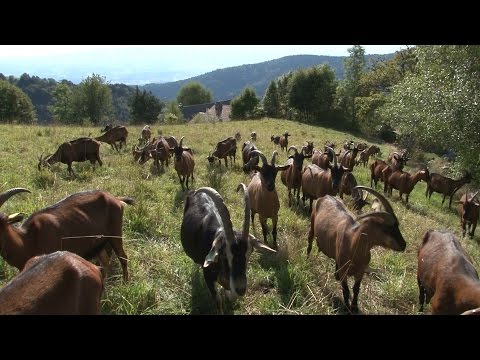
[378, 123, 397, 143]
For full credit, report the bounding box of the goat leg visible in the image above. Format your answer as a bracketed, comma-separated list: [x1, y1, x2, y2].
[259, 216, 269, 245]
[272, 214, 278, 249]
[351, 277, 362, 314]
[341, 279, 350, 311]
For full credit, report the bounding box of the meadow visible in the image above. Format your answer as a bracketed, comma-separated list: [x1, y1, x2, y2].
[0, 118, 477, 315]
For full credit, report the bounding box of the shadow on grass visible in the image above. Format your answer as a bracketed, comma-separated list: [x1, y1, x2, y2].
[190, 266, 234, 315]
[257, 243, 295, 308]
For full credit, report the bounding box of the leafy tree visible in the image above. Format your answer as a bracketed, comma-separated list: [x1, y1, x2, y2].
[379, 45, 480, 176]
[340, 45, 366, 127]
[0, 80, 36, 123]
[287, 64, 337, 124]
[177, 82, 212, 106]
[160, 100, 184, 124]
[263, 80, 281, 118]
[76, 74, 112, 124]
[129, 86, 164, 124]
[48, 83, 76, 124]
[230, 87, 259, 120]
[277, 71, 294, 118]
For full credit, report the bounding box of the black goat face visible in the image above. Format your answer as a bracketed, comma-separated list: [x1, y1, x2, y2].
[174, 147, 184, 162]
[260, 165, 278, 192]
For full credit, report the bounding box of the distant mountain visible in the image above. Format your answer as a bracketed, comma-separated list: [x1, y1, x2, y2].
[141, 54, 394, 102]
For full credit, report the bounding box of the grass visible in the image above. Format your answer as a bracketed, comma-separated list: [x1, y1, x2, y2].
[0, 118, 478, 315]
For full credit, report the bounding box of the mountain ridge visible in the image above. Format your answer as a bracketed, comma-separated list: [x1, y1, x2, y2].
[141, 53, 394, 101]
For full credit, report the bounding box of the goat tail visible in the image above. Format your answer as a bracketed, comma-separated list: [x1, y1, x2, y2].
[117, 196, 135, 206]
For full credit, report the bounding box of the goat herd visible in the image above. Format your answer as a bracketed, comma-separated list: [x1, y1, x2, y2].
[0, 124, 479, 315]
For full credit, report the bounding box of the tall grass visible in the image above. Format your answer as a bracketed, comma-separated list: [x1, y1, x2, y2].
[0, 119, 478, 315]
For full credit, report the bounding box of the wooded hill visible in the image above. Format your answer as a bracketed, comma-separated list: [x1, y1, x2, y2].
[141, 54, 393, 101]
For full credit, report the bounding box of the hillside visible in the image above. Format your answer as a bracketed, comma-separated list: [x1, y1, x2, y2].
[141, 54, 393, 101]
[0, 119, 477, 315]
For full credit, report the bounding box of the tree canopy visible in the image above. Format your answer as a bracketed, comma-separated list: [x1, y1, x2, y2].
[0, 80, 36, 123]
[176, 82, 212, 106]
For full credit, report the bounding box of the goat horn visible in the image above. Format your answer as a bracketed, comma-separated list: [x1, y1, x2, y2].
[195, 187, 235, 245]
[251, 150, 267, 166]
[288, 146, 298, 155]
[179, 136, 185, 148]
[237, 183, 249, 244]
[326, 146, 336, 168]
[271, 151, 278, 165]
[354, 186, 397, 221]
[0, 188, 31, 208]
[470, 190, 480, 202]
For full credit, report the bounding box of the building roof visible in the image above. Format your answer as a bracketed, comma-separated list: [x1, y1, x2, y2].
[181, 99, 231, 120]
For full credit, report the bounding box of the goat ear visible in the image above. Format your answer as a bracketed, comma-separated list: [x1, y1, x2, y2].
[203, 236, 224, 267]
[250, 237, 277, 254]
[7, 213, 24, 224]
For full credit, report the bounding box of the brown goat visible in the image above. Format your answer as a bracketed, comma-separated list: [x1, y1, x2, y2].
[138, 125, 152, 145]
[207, 136, 237, 167]
[250, 132, 257, 142]
[38, 137, 102, 176]
[386, 168, 430, 203]
[370, 159, 388, 188]
[280, 145, 311, 206]
[301, 147, 346, 213]
[0, 251, 103, 315]
[278, 132, 290, 152]
[248, 150, 289, 248]
[307, 186, 406, 313]
[426, 172, 472, 209]
[338, 171, 369, 212]
[173, 136, 195, 190]
[458, 191, 480, 239]
[0, 188, 133, 282]
[417, 230, 480, 314]
[312, 148, 333, 170]
[95, 125, 128, 151]
[133, 136, 171, 171]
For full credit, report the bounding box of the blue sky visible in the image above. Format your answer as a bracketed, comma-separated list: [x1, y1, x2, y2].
[0, 45, 410, 84]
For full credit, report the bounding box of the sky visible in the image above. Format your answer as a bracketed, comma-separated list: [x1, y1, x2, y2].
[0, 45, 410, 84]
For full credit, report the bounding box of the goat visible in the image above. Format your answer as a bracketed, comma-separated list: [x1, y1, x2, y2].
[340, 148, 358, 171]
[312, 148, 333, 170]
[138, 125, 152, 146]
[381, 152, 407, 194]
[338, 171, 369, 212]
[0, 251, 103, 315]
[303, 141, 314, 157]
[271, 135, 280, 146]
[417, 230, 480, 314]
[234, 131, 241, 142]
[38, 137, 102, 176]
[95, 125, 128, 151]
[301, 147, 346, 213]
[250, 131, 257, 142]
[133, 136, 171, 171]
[426, 171, 472, 209]
[248, 150, 289, 248]
[357, 145, 381, 167]
[279, 132, 290, 152]
[181, 184, 276, 314]
[280, 145, 311, 206]
[173, 136, 195, 190]
[207, 136, 237, 167]
[0, 188, 133, 282]
[370, 159, 388, 188]
[458, 191, 480, 239]
[307, 186, 406, 313]
[241, 141, 259, 173]
[385, 168, 430, 203]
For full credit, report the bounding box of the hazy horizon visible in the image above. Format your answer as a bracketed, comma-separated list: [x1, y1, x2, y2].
[0, 45, 410, 85]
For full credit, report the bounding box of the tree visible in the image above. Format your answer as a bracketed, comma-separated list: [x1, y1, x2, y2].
[48, 83, 76, 124]
[0, 80, 36, 123]
[76, 74, 112, 124]
[230, 87, 259, 120]
[129, 86, 164, 124]
[379, 45, 480, 176]
[340, 45, 366, 127]
[177, 82, 212, 106]
[160, 100, 184, 124]
[263, 80, 281, 118]
[287, 64, 337, 124]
